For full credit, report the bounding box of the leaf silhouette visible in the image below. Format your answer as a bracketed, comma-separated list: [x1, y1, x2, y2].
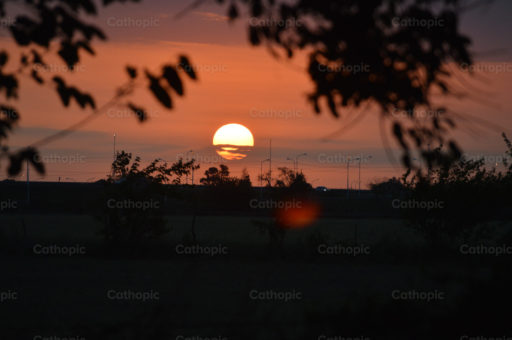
[326, 94, 338, 118]
[251, 0, 263, 17]
[20, 54, 28, 66]
[7, 154, 22, 176]
[77, 40, 95, 55]
[0, 51, 7, 66]
[0, 105, 18, 138]
[393, 122, 408, 150]
[249, 26, 261, 46]
[8, 147, 45, 176]
[0, 73, 18, 98]
[31, 70, 44, 84]
[126, 66, 137, 79]
[146, 71, 172, 109]
[31, 49, 45, 65]
[162, 66, 184, 96]
[58, 41, 80, 68]
[27, 149, 45, 174]
[52, 76, 95, 109]
[178, 55, 197, 80]
[402, 154, 411, 168]
[70, 89, 95, 109]
[128, 103, 147, 122]
[228, 4, 238, 20]
[53, 76, 71, 106]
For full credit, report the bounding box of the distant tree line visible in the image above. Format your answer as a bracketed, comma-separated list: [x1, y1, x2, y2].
[98, 150, 316, 246]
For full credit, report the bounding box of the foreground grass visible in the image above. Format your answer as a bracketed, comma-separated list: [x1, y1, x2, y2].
[0, 214, 510, 338]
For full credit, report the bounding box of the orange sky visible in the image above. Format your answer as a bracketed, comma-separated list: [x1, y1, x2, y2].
[2, 0, 512, 188]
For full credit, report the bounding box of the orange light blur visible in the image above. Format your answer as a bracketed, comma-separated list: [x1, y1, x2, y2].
[276, 200, 321, 229]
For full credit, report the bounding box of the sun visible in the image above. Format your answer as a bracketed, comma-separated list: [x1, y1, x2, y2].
[213, 123, 254, 160]
[213, 123, 254, 146]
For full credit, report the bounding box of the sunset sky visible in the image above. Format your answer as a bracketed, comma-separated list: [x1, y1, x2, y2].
[2, 0, 512, 188]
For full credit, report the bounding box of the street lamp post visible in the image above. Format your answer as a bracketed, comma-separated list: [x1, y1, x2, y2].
[260, 158, 270, 188]
[295, 153, 307, 173]
[286, 157, 295, 171]
[269, 139, 272, 187]
[113, 133, 116, 160]
[111, 133, 116, 178]
[288, 153, 307, 173]
[189, 150, 196, 185]
[356, 155, 372, 197]
[185, 150, 193, 185]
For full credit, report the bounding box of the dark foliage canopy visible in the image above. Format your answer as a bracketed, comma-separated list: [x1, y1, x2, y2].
[0, 0, 486, 176]
[0, 0, 196, 176]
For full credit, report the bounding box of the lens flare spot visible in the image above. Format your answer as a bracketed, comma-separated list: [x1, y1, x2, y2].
[276, 200, 320, 229]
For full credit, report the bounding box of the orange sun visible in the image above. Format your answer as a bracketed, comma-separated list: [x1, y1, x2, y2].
[213, 123, 254, 160]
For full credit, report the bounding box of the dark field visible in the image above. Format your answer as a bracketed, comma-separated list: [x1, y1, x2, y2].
[2, 208, 512, 339]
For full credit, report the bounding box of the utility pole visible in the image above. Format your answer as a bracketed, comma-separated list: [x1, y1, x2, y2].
[286, 157, 295, 172]
[269, 139, 272, 187]
[296, 153, 307, 174]
[112, 133, 117, 178]
[260, 160, 263, 188]
[356, 155, 372, 197]
[185, 150, 193, 185]
[260, 158, 270, 188]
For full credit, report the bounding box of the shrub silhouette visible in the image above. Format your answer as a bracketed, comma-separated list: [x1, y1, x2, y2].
[399, 134, 512, 245]
[98, 150, 199, 248]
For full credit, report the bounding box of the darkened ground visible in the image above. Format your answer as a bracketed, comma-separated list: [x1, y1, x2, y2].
[1, 182, 512, 339]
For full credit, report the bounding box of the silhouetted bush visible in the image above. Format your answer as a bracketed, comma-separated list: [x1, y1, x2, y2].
[398, 134, 512, 245]
[97, 151, 198, 248]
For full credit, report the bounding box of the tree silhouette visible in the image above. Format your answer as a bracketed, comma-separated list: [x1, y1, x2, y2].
[222, 0, 488, 169]
[274, 167, 312, 191]
[199, 164, 251, 188]
[101, 150, 170, 245]
[0, 0, 493, 177]
[109, 150, 199, 185]
[0, 0, 197, 177]
[100, 150, 199, 244]
[399, 133, 512, 245]
[200, 164, 232, 186]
